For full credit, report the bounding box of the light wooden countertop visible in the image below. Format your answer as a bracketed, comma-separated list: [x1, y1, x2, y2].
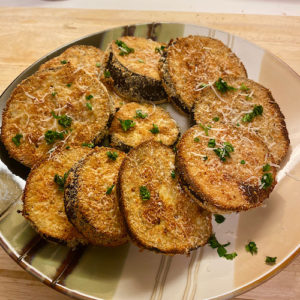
[0, 7, 299, 300]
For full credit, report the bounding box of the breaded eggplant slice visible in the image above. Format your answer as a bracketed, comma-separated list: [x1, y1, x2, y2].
[192, 77, 289, 164]
[1, 65, 112, 167]
[109, 102, 179, 151]
[39, 45, 104, 78]
[105, 85, 130, 111]
[118, 140, 212, 254]
[176, 124, 277, 213]
[22, 146, 92, 247]
[64, 147, 128, 246]
[160, 35, 247, 113]
[102, 36, 167, 103]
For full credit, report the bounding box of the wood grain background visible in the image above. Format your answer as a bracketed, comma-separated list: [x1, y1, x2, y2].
[0, 7, 299, 300]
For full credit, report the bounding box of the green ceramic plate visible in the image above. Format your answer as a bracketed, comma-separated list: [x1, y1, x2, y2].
[0, 23, 299, 300]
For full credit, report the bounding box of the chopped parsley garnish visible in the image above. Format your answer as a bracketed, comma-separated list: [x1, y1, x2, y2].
[82, 142, 94, 148]
[199, 123, 211, 136]
[214, 214, 225, 224]
[194, 137, 200, 142]
[171, 170, 176, 179]
[240, 160, 246, 164]
[66, 83, 72, 87]
[242, 105, 263, 123]
[44, 130, 64, 144]
[213, 142, 234, 162]
[236, 123, 240, 127]
[245, 241, 258, 255]
[138, 59, 144, 63]
[96, 62, 101, 67]
[135, 109, 148, 119]
[261, 173, 273, 189]
[51, 111, 72, 128]
[12, 133, 23, 147]
[150, 124, 159, 134]
[86, 94, 94, 100]
[240, 83, 250, 92]
[51, 91, 57, 97]
[54, 171, 69, 191]
[119, 119, 136, 131]
[86, 102, 93, 110]
[215, 78, 236, 93]
[208, 234, 237, 260]
[265, 256, 277, 264]
[203, 156, 208, 161]
[263, 163, 271, 172]
[115, 40, 134, 56]
[208, 138, 216, 148]
[173, 146, 177, 153]
[66, 145, 70, 149]
[106, 151, 118, 161]
[140, 186, 150, 201]
[60, 60, 67, 64]
[104, 70, 111, 78]
[213, 116, 219, 122]
[106, 184, 115, 195]
[155, 45, 166, 54]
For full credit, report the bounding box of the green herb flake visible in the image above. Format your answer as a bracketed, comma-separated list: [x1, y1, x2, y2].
[51, 111, 72, 128]
[240, 83, 250, 92]
[173, 146, 177, 153]
[82, 142, 94, 148]
[96, 62, 101, 67]
[263, 163, 271, 172]
[171, 170, 176, 179]
[115, 40, 134, 56]
[86, 102, 93, 110]
[12, 133, 23, 147]
[135, 109, 148, 119]
[215, 78, 236, 93]
[237, 123, 240, 127]
[60, 60, 67, 65]
[106, 151, 118, 161]
[261, 173, 273, 189]
[265, 256, 277, 264]
[150, 124, 159, 134]
[66, 83, 72, 87]
[119, 119, 136, 132]
[240, 160, 246, 165]
[213, 116, 220, 122]
[208, 234, 237, 260]
[51, 91, 57, 97]
[242, 105, 263, 123]
[106, 184, 115, 195]
[194, 137, 200, 142]
[208, 139, 216, 148]
[54, 171, 69, 191]
[86, 94, 94, 100]
[155, 45, 166, 54]
[199, 123, 210, 136]
[104, 70, 111, 78]
[140, 186, 150, 201]
[214, 214, 225, 224]
[203, 156, 208, 161]
[66, 145, 70, 150]
[44, 130, 64, 144]
[138, 59, 144, 63]
[245, 241, 258, 255]
[213, 142, 234, 162]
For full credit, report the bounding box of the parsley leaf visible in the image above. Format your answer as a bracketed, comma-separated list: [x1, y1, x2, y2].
[44, 130, 64, 144]
[199, 123, 211, 136]
[213, 142, 234, 162]
[106, 184, 115, 195]
[155, 45, 166, 54]
[208, 234, 237, 260]
[215, 78, 236, 93]
[213, 116, 219, 122]
[115, 40, 134, 56]
[263, 163, 271, 172]
[140, 186, 150, 201]
[96, 62, 101, 67]
[104, 70, 111, 78]
[265, 256, 277, 264]
[135, 109, 148, 119]
[240, 160, 246, 164]
[86, 94, 94, 100]
[66, 83, 72, 87]
[51, 111, 72, 128]
[12, 133, 23, 147]
[171, 170, 176, 179]
[119, 119, 136, 131]
[242, 105, 263, 123]
[51, 91, 57, 97]
[194, 137, 200, 142]
[203, 156, 208, 161]
[240, 83, 250, 92]
[261, 173, 273, 189]
[54, 171, 69, 191]
[150, 124, 159, 134]
[86, 102, 93, 110]
[138, 59, 144, 63]
[106, 151, 118, 161]
[245, 241, 258, 255]
[60, 60, 67, 64]
[82, 142, 94, 148]
[214, 214, 225, 224]
[208, 139, 216, 148]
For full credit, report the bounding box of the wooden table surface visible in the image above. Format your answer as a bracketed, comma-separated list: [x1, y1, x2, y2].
[0, 7, 299, 300]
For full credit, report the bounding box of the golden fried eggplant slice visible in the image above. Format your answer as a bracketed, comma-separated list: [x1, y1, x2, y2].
[22, 146, 92, 247]
[64, 147, 128, 246]
[160, 35, 247, 113]
[102, 36, 167, 103]
[192, 77, 289, 164]
[109, 102, 180, 151]
[176, 124, 277, 213]
[1, 65, 112, 167]
[39, 45, 104, 78]
[118, 140, 212, 254]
